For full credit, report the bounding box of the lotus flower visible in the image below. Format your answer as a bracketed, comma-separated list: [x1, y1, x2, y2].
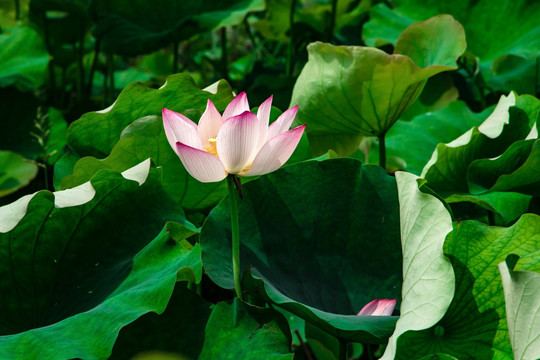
[163, 92, 306, 183]
[357, 299, 396, 316]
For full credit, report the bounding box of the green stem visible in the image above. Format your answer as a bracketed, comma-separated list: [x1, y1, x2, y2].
[172, 40, 179, 74]
[14, 0, 20, 20]
[286, 0, 297, 77]
[220, 27, 229, 82]
[327, 0, 338, 42]
[227, 174, 242, 299]
[366, 344, 374, 360]
[378, 132, 386, 170]
[75, 23, 85, 105]
[42, 12, 57, 102]
[87, 39, 100, 97]
[338, 339, 348, 360]
[107, 53, 115, 104]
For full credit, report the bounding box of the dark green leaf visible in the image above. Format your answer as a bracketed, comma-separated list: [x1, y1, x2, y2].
[198, 299, 294, 360]
[62, 116, 227, 210]
[66, 74, 234, 157]
[0, 160, 199, 359]
[0, 26, 49, 91]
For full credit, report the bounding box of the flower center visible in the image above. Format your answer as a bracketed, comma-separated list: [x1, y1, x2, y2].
[205, 137, 219, 157]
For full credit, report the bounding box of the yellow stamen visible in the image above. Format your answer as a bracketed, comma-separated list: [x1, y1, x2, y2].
[205, 137, 219, 157]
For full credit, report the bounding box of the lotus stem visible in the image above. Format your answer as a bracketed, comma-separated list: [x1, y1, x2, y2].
[14, 0, 20, 20]
[327, 0, 338, 42]
[366, 344, 374, 360]
[76, 22, 85, 105]
[220, 27, 229, 82]
[286, 0, 297, 77]
[87, 39, 100, 97]
[378, 132, 386, 170]
[227, 174, 243, 299]
[338, 338, 348, 360]
[107, 53, 115, 104]
[172, 40, 179, 74]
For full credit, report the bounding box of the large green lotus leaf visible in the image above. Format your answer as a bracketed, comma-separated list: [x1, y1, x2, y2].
[468, 139, 540, 196]
[364, 0, 540, 62]
[386, 101, 490, 175]
[0, 151, 39, 198]
[53, 151, 80, 190]
[0, 25, 49, 91]
[62, 116, 227, 210]
[92, 0, 264, 56]
[445, 192, 531, 226]
[380, 172, 454, 359]
[290, 16, 465, 156]
[201, 160, 401, 342]
[66, 74, 234, 158]
[199, 299, 293, 360]
[0, 160, 201, 359]
[363, 1, 540, 94]
[498, 255, 540, 360]
[201, 159, 452, 343]
[111, 285, 211, 360]
[0, 87, 41, 159]
[393, 214, 540, 359]
[393, 15, 466, 69]
[422, 93, 531, 195]
[45, 107, 68, 165]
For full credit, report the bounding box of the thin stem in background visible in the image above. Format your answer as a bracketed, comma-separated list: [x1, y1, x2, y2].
[243, 16, 257, 53]
[42, 12, 57, 103]
[60, 66, 66, 108]
[75, 21, 86, 105]
[294, 330, 314, 360]
[286, 0, 297, 77]
[86, 39, 100, 97]
[378, 132, 386, 170]
[338, 338, 348, 360]
[327, 0, 338, 42]
[220, 27, 230, 82]
[172, 40, 179, 74]
[227, 174, 243, 299]
[535, 56, 539, 97]
[107, 53, 115, 104]
[366, 344, 375, 360]
[14, 0, 20, 20]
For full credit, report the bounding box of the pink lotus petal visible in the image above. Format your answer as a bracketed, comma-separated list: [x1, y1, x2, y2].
[163, 108, 202, 150]
[175, 142, 227, 183]
[267, 105, 299, 140]
[357, 299, 396, 316]
[242, 125, 305, 176]
[222, 92, 250, 121]
[198, 99, 222, 148]
[255, 95, 273, 150]
[257, 95, 273, 127]
[217, 111, 264, 174]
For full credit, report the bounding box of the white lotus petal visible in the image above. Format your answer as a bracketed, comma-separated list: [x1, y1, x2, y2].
[242, 125, 305, 176]
[176, 142, 227, 183]
[162, 108, 202, 150]
[217, 111, 263, 174]
[267, 105, 298, 140]
[198, 99, 223, 148]
[222, 92, 250, 121]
